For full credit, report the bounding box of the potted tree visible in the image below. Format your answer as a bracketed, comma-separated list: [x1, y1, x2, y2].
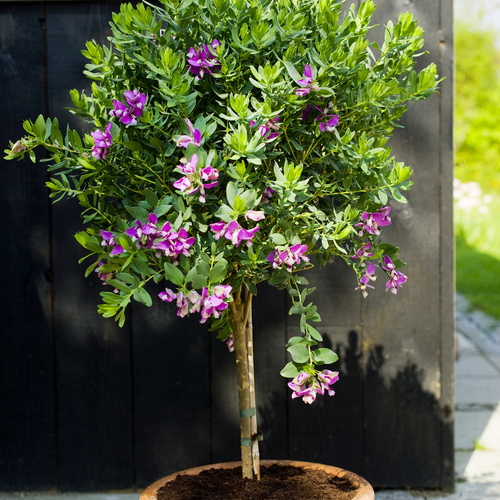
[5, 0, 439, 497]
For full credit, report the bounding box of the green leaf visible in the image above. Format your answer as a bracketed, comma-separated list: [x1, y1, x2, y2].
[287, 344, 310, 364]
[280, 361, 303, 378]
[307, 325, 323, 342]
[312, 348, 339, 365]
[164, 262, 184, 286]
[191, 274, 208, 288]
[133, 288, 152, 307]
[144, 189, 159, 208]
[127, 206, 150, 220]
[33, 115, 46, 141]
[209, 259, 228, 283]
[123, 141, 142, 151]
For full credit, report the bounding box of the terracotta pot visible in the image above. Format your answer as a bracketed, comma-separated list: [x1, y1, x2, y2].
[140, 459, 375, 500]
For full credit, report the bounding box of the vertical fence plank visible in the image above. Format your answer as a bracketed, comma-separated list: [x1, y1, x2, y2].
[361, 0, 454, 488]
[0, 3, 58, 491]
[132, 291, 212, 488]
[287, 260, 366, 474]
[45, 2, 135, 491]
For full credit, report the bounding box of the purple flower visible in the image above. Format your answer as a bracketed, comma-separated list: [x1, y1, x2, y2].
[301, 105, 313, 121]
[125, 213, 159, 249]
[288, 372, 310, 397]
[296, 64, 320, 96]
[245, 210, 265, 221]
[314, 103, 339, 133]
[382, 255, 407, 294]
[268, 243, 309, 272]
[200, 165, 219, 185]
[91, 122, 112, 159]
[253, 116, 280, 142]
[210, 222, 227, 240]
[224, 221, 260, 247]
[110, 100, 134, 125]
[320, 115, 339, 133]
[355, 262, 377, 298]
[123, 89, 147, 116]
[225, 334, 235, 352]
[187, 40, 220, 81]
[317, 370, 339, 396]
[99, 229, 124, 256]
[187, 285, 233, 323]
[288, 370, 338, 404]
[159, 288, 177, 302]
[175, 292, 189, 317]
[176, 118, 202, 148]
[173, 154, 219, 203]
[159, 288, 189, 317]
[213, 284, 232, 299]
[172, 176, 194, 193]
[110, 89, 147, 126]
[355, 206, 392, 236]
[352, 242, 374, 263]
[262, 187, 275, 204]
[155, 226, 195, 261]
[200, 294, 228, 323]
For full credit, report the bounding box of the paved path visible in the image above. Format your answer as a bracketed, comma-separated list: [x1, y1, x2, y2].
[377, 294, 500, 499]
[1, 294, 499, 500]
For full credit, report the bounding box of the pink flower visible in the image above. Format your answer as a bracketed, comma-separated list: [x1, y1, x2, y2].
[110, 90, 147, 126]
[296, 64, 320, 96]
[382, 255, 407, 294]
[224, 221, 259, 247]
[176, 118, 202, 148]
[159, 288, 177, 302]
[173, 154, 219, 202]
[91, 122, 112, 159]
[245, 210, 265, 221]
[355, 262, 377, 298]
[210, 222, 227, 240]
[267, 243, 309, 271]
[356, 206, 392, 236]
[352, 241, 374, 262]
[99, 229, 124, 255]
[187, 40, 220, 81]
[288, 370, 338, 403]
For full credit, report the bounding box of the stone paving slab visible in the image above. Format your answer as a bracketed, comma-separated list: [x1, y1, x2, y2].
[455, 350, 500, 379]
[455, 377, 500, 406]
[476, 407, 500, 450]
[454, 410, 495, 450]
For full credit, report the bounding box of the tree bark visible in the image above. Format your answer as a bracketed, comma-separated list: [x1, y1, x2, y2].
[229, 287, 260, 480]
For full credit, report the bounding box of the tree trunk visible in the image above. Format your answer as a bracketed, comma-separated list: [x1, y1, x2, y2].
[229, 287, 260, 480]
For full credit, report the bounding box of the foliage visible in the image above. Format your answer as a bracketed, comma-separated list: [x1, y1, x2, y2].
[5, 0, 439, 401]
[455, 21, 500, 192]
[454, 21, 500, 319]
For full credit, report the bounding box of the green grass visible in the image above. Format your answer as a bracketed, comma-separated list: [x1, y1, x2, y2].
[455, 196, 500, 320]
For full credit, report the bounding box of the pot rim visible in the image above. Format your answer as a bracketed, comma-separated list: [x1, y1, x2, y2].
[140, 459, 375, 500]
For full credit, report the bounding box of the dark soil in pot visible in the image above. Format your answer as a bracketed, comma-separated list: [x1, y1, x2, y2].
[156, 463, 366, 500]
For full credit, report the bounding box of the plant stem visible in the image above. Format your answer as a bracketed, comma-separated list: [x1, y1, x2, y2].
[229, 287, 260, 480]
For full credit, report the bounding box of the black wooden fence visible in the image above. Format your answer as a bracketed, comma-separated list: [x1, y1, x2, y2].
[0, 0, 454, 492]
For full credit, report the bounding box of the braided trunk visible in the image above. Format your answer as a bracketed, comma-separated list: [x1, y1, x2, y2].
[229, 287, 260, 480]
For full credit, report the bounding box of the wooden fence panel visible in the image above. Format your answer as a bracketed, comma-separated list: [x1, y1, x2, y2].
[362, 0, 454, 489]
[45, 2, 135, 491]
[0, 0, 454, 491]
[0, 3, 58, 490]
